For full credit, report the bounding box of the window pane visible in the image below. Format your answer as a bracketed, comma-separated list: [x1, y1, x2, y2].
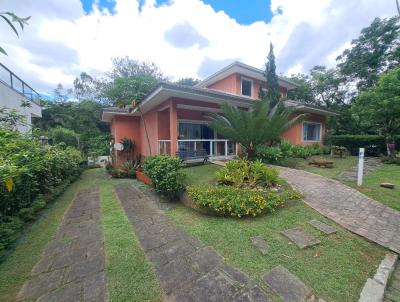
[241, 79, 252, 96]
[303, 123, 321, 141]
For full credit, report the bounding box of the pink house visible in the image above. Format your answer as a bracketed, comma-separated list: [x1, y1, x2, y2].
[101, 62, 335, 165]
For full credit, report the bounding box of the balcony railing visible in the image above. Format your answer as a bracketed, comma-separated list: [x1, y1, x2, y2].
[158, 139, 237, 158]
[0, 63, 41, 105]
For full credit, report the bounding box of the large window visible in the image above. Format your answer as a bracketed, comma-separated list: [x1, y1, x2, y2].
[241, 78, 253, 97]
[178, 122, 214, 140]
[302, 122, 321, 142]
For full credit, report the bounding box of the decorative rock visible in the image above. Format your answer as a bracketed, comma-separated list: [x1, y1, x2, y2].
[380, 183, 395, 189]
[263, 265, 312, 302]
[308, 220, 337, 235]
[281, 228, 321, 249]
[251, 236, 270, 255]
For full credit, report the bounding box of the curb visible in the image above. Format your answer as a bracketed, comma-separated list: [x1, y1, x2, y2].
[359, 252, 398, 302]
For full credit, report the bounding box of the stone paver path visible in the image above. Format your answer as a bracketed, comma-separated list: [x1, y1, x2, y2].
[114, 183, 270, 302]
[308, 220, 337, 235]
[276, 166, 400, 253]
[281, 228, 321, 249]
[336, 157, 381, 182]
[17, 188, 107, 302]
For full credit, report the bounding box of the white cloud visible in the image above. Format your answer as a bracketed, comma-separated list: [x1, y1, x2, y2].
[0, 0, 396, 95]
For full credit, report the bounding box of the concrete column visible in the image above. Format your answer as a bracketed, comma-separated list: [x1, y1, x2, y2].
[169, 99, 178, 156]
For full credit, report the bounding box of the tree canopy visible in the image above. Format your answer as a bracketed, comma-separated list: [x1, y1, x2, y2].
[263, 43, 280, 106]
[352, 67, 400, 142]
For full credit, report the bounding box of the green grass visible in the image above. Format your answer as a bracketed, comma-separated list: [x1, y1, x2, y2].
[183, 163, 221, 186]
[346, 164, 400, 211]
[0, 169, 163, 302]
[99, 176, 163, 302]
[294, 155, 358, 178]
[166, 165, 386, 302]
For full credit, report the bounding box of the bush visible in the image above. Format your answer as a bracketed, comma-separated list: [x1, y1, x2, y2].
[255, 145, 282, 164]
[121, 161, 137, 178]
[382, 156, 400, 165]
[187, 186, 301, 218]
[143, 155, 185, 200]
[0, 129, 83, 252]
[215, 159, 278, 188]
[327, 135, 400, 156]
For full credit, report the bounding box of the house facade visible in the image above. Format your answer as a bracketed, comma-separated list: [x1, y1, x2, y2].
[101, 62, 335, 165]
[0, 63, 42, 134]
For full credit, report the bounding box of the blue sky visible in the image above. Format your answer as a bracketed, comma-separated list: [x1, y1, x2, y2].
[80, 0, 273, 24]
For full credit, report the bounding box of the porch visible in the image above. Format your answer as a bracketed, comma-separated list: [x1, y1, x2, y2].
[155, 100, 236, 159]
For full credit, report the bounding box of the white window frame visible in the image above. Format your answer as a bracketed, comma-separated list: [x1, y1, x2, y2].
[241, 77, 253, 97]
[302, 121, 322, 142]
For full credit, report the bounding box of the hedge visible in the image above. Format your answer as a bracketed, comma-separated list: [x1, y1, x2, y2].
[0, 129, 84, 252]
[326, 135, 400, 156]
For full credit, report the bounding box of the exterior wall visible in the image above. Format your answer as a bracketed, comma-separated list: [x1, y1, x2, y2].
[111, 115, 141, 166]
[207, 73, 238, 94]
[282, 112, 326, 145]
[0, 82, 41, 134]
[140, 110, 159, 157]
[208, 73, 288, 100]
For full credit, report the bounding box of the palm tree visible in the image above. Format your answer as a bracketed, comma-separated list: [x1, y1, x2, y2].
[208, 100, 306, 160]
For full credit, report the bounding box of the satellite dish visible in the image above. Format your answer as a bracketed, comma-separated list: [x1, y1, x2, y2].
[114, 143, 124, 151]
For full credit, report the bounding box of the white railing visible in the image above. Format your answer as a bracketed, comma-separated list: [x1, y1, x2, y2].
[158, 140, 171, 155]
[177, 139, 236, 158]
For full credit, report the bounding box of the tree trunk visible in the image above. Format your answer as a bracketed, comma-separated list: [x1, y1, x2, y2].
[247, 147, 256, 161]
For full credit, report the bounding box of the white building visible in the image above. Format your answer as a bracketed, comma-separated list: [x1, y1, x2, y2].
[0, 63, 42, 134]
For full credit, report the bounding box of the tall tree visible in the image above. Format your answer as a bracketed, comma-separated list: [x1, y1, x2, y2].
[263, 43, 280, 106]
[208, 101, 305, 160]
[108, 57, 164, 80]
[352, 67, 400, 151]
[337, 17, 400, 90]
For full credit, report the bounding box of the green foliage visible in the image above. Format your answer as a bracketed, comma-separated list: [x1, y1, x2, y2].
[337, 17, 400, 90]
[175, 78, 200, 86]
[352, 67, 400, 145]
[0, 107, 25, 131]
[382, 156, 400, 165]
[121, 161, 137, 178]
[263, 43, 280, 106]
[215, 159, 278, 188]
[327, 135, 400, 156]
[104, 75, 158, 107]
[143, 155, 185, 200]
[256, 141, 326, 163]
[0, 12, 30, 55]
[0, 129, 83, 252]
[49, 127, 79, 148]
[208, 100, 306, 160]
[187, 185, 301, 218]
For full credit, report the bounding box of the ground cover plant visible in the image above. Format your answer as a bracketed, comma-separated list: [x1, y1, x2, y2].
[0, 129, 83, 253]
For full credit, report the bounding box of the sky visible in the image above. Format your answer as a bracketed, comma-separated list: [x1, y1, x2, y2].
[0, 0, 397, 96]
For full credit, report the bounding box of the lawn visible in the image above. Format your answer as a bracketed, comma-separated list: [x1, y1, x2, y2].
[294, 155, 358, 178]
[166, 164, 386, 302]
[347, 164, 400, 212]
[0, 169, 163, 302]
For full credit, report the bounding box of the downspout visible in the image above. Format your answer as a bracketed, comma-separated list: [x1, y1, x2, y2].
[134, 105, 152, 156]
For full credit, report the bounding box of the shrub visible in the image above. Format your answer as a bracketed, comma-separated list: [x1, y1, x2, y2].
[291, 145, 312, 159]
[255, 145, 282, 164]
[215, 159, 278, 188]
[121, 161, 137, 178]
[382, 156, 400, 165]
[0, 129, 83, 252]
[326, 135, 400, 156]
[187, 186, 301, 218]
[143, 155, 185, 200]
